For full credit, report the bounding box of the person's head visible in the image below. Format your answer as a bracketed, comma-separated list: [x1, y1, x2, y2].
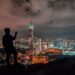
[4, 28, 10, 35]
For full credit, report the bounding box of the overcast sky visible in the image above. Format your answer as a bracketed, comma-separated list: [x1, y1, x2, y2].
[0, 0, 75, 39]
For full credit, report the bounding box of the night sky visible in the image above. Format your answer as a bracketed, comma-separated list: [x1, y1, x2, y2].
[0, 0, 75, 39]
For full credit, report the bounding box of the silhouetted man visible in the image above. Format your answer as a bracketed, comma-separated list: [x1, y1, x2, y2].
[2, 28, 17, 66]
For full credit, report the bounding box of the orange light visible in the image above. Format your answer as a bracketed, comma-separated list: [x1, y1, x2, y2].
[25, 55, 30, 60]
[32, 56, 48, 64]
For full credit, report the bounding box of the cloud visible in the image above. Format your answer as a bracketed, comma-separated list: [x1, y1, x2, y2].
[0, 0, 75, 39]
[0, 0, 75, 28]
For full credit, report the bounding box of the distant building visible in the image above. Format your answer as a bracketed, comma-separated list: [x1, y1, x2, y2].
[28, 23, 34, 50]
[48, 41, 54, 48]
[33, 38, 42, 54]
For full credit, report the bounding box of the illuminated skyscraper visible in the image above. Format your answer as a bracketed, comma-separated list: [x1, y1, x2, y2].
[28, 22, 34, 50]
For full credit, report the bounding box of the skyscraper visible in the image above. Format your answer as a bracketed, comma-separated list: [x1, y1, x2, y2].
[28, 22, 34, 50]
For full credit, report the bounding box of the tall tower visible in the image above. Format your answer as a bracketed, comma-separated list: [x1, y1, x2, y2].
[28, 22, 34, 50]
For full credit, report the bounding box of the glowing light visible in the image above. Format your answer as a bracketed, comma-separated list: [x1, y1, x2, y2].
[63, 50, 75, 56]
[32, 56, 48, 64]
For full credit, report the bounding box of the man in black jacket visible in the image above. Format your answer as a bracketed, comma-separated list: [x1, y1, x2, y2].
[2, 28, 18, 66]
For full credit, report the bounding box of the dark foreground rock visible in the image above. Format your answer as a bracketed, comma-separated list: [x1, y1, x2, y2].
[0, 56, 75, 75]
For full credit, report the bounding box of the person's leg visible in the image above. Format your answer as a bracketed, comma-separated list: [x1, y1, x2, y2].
[6, 52, 11, 66]
[13, 50, 17, 65]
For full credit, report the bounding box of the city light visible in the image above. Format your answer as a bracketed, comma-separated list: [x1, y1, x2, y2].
[0, 24, 75, 66]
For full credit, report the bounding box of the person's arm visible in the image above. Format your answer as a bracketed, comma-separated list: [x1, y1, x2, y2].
[13, 31, 17, 40]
